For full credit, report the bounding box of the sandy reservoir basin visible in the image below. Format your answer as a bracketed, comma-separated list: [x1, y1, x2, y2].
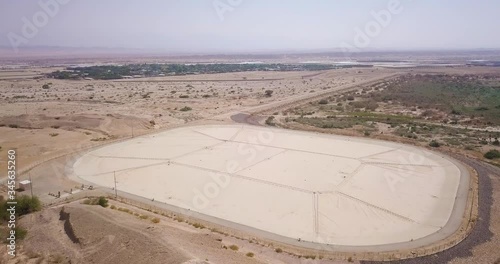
[71, 125, 465, 247]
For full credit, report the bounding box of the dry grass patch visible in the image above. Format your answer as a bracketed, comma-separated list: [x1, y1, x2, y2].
[229, 245, 239, 251]
[117, 207, 130, 213]
[192, 223, 205, 229]
[82, 197, 108, 207]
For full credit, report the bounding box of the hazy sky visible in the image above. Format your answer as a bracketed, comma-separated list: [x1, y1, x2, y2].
[1, 0, 499, 53]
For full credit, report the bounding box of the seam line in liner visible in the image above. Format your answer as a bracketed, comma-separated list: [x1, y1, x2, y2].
[335, 191, 417, 223]
[234, 150, 288, 174]
[358, 147, 401, 159]
[167, 160, 313, 194]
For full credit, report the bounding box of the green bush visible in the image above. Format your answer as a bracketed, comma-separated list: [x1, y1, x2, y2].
[16, 195, 42, 216]
[484, 150, 500, 160]
[429, 140, 440, 148]
[179, 106, 192, 112]
[265, 116, 276, 126]
[98, 196, 108, 207]
[15, 226, 28, 241]
[0, 196, 41, 221]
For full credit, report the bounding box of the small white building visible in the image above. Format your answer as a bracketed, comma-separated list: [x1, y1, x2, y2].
[19, 180, 31, 190]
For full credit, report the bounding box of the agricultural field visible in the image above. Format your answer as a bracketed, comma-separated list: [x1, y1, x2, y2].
[48, 63, 365, 80]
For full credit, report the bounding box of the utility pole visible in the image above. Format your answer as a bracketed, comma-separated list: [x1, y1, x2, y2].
[29, 173, 34, 198]
[114, 171, 117, 198]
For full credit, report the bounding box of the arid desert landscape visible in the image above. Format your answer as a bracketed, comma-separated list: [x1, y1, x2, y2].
[0, 52, 499, 264]
[1, 1, 500, 263]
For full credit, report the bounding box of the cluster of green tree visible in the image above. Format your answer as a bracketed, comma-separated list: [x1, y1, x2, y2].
[0, 196, 42, 243]
[0, 195, 41, 221]
[484, 149, 500, 159]
[47, 63, 365, 80]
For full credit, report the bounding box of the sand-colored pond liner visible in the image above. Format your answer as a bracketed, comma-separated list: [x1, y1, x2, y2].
[72, 125, 467, 247]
